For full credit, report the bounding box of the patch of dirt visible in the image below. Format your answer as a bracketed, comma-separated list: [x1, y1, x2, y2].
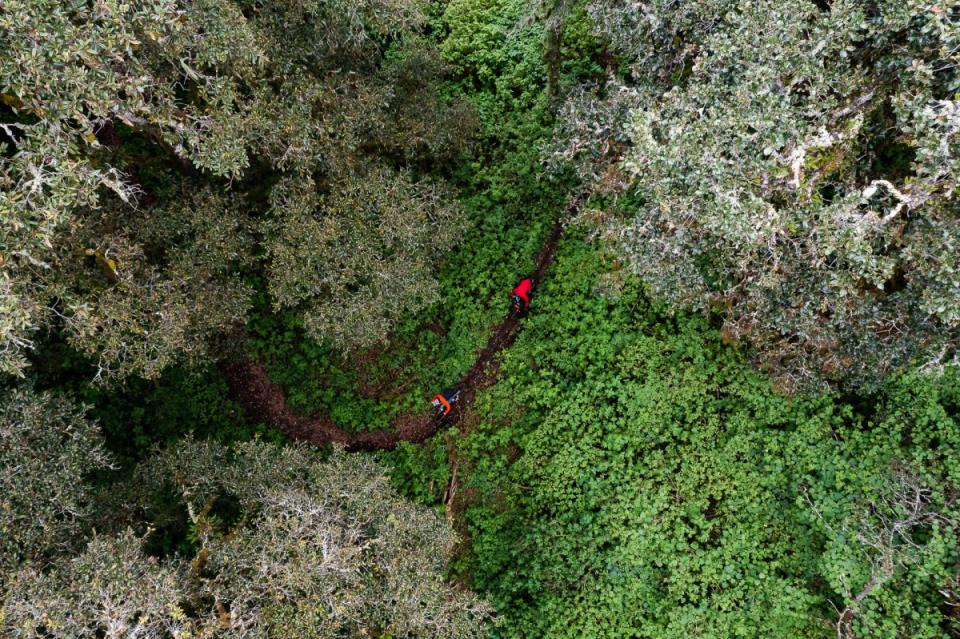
[355, 370, 411, 401]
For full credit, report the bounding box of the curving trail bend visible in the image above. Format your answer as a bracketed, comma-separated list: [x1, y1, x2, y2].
[223, 208, 571, 451]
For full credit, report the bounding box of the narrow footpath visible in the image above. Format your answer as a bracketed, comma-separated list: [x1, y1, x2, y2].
[223, 198, 576, 451]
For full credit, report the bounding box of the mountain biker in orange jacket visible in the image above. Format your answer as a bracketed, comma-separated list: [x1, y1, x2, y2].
[431, 388, 461, 418]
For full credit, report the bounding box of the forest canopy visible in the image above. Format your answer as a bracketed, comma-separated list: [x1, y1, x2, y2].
[555, 0, 960, 389]
[2, 0, 959, 638]
[1, 0, 474, 379]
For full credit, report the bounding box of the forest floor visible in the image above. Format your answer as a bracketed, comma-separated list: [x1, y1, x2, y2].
[222, 202, 573, 451]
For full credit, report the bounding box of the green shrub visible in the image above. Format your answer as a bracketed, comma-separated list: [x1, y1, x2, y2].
[445, 234, 960, 638]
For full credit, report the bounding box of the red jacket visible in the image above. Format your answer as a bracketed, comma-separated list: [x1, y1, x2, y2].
[512, 278, 533, 305]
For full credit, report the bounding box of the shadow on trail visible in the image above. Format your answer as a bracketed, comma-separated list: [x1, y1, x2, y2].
[222, 211, 569, 452]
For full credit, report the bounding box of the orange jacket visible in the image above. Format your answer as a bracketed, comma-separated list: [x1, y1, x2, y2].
[432, 393, 452, 415]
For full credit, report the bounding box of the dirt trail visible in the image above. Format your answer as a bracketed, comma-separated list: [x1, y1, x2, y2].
[222, 207, 571, 452]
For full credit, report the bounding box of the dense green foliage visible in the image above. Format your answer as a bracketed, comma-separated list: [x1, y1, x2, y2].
[2, 0, 959, 638]
[430, 235, 960, 638]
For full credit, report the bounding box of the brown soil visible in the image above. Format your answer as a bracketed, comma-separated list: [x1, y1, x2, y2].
[222, 206, 571, 451]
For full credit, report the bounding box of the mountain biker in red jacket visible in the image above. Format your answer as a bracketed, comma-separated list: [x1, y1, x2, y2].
[511, 277, 534, 318]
